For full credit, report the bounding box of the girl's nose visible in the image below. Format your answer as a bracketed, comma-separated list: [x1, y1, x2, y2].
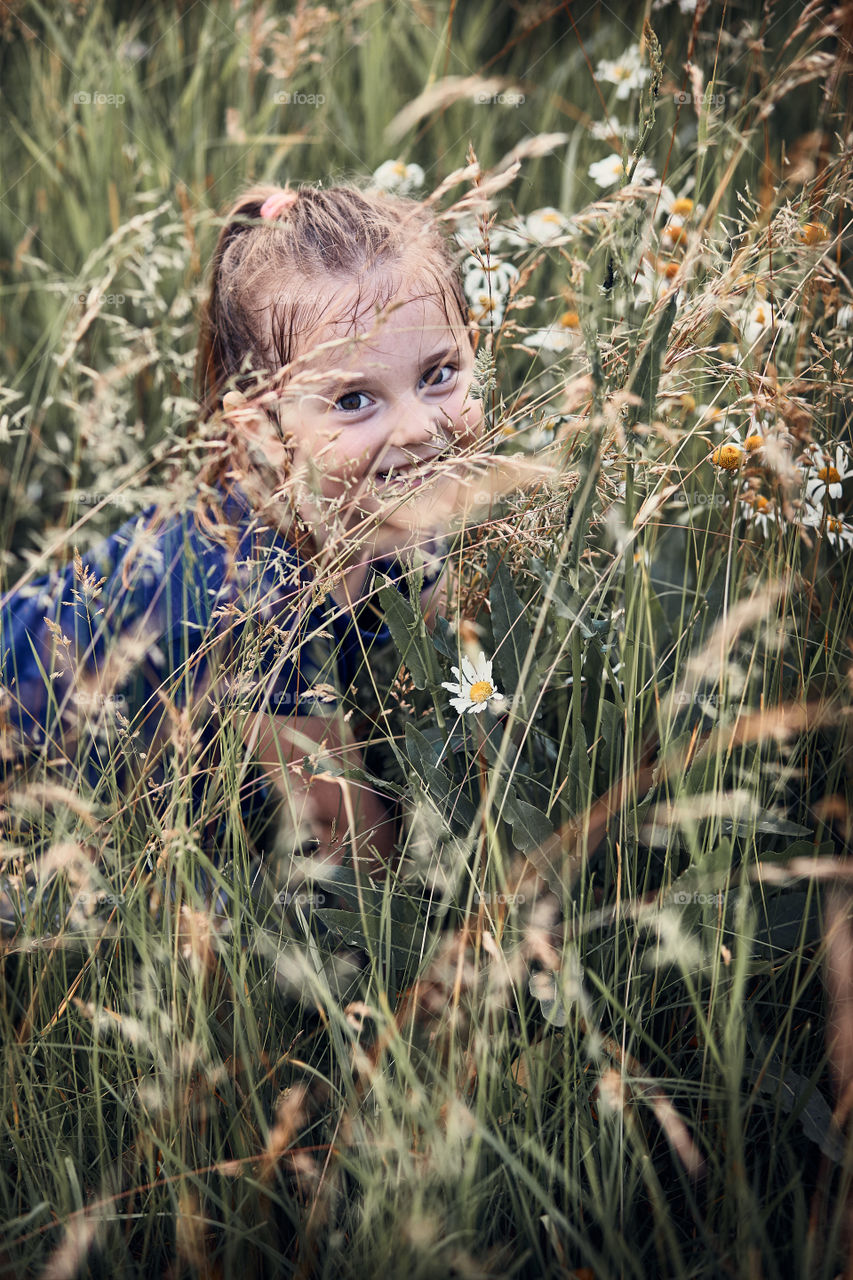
[388, 393, 449, 449]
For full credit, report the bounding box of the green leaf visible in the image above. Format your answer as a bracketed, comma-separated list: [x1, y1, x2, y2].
[567, 724, 591, 809]
[720, 813, 815, 837]
[431, 613, 456, 660]
[746, 1033, 846, 1164]
[488, 553, 533, 701]
[315, 907, 425, 982]
[404, 722, 450, 800]
[378, 581, 430, 689]
[503, 793, 553, 854]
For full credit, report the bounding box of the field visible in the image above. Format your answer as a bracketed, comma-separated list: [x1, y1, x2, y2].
[1, 1, 852, 1276]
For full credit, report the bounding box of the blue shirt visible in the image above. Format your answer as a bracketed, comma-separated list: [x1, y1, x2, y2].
[0, 482, 440, 829]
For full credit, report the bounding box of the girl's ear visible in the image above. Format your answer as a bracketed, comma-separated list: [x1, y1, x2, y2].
[222, 390, 276, 438]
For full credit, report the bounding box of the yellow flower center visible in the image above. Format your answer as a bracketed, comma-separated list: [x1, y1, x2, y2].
[559, 310, 580, 328]
[671, 198, 694, 215]
[754, 495, 770, 512]
[828, 516, 842, 533]
[712, 444, 743, 470]
[800, 222, 828, 245]
[819, 466, 841, 485]
[469, 680, 494, 703]
[681, 394, 696, 412]
[663, 260, 680, 279]
[392, 161, 408, 177]
[753, 305, 767, 325]
[613, 65, 632, 80]
[745, 433, 764, 451]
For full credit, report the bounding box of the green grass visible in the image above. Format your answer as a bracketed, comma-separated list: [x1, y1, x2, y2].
[1, 1, 852, 1276]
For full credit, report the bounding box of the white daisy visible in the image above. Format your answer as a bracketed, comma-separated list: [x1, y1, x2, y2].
[695, 403, 733, 432]
[524, 207, 570, 244]
[522, 310, 583, 352]
[634, 255, 681, 307]
[588, 152, 656, 189]
[589, 115, 637, 141]
[804, 444, 852, 502]
[441, 651, 505, 716]
[738, 299, 791, 349]
[371, 159, 425, 196]
[825, 514, 853, 551]
[455, 218, 519, 254]
[463, 257, 519, 329]
[739, 490, 777, 537]
[595, 44, 650, 100]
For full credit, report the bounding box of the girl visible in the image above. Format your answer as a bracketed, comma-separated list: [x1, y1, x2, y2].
[0, 180, 484, 916]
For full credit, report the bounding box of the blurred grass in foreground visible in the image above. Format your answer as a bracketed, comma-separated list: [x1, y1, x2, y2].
[1, 1, 853, 1277]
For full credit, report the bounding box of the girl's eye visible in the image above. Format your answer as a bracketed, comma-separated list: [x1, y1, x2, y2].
[420, 364, 457, 390]
[335, 391, 371, 413]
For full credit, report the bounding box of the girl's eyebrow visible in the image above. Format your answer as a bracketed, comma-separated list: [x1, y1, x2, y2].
[324, 346, 461, 393]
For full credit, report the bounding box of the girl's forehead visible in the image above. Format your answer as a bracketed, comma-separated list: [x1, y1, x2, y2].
[277, 266, 466, 371]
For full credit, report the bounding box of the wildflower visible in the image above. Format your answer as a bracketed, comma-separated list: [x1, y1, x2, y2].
[595, 44, 650, 99]
[455, 218, 518, 254]
[524, 207, 570, 243]
[589, 115, 638, 141]
[724, 419, 771, 455]
[804, 445, 852, 503]
[667, 196, 695, 216]
[799, 221, 829, 245]
[695, 403, 731, 431]
[825, 514, 853, 551]
[634, 255, 684, 308]
[710, 443, 744, 471]
[371, 159, 425, 195]
[588, 152, 655, 188]
[739, 299, 777, 347]
[522, 310, 583, 352]
[463, 256, 519, 329]
[441, 652, 505, 716]
[661, 214, 688, 248]
[739, 490, 776, 537]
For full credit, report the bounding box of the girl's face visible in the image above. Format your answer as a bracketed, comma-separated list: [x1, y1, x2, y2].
[266, 275, 484, 556]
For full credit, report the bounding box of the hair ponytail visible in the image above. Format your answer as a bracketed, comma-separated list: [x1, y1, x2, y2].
[193, 184, 286, 423]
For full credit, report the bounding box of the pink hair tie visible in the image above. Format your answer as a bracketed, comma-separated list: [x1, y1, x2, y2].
[259, 189, 298, 220]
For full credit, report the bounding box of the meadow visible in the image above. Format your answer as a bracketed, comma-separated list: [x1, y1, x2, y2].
[1, 1, 852, 1276]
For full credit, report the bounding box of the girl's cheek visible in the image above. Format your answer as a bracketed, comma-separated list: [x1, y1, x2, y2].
[456, 390, 484, 441]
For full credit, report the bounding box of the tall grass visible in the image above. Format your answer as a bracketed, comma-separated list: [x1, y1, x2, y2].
[1, 1, 852, 1277]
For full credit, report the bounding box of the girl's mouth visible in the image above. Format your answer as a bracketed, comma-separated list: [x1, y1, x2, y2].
[373, 452, 450, 487]
[374, 466, 432, 488]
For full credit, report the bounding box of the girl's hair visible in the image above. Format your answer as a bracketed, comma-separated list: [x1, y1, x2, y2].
[193, 181, 470, 423]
